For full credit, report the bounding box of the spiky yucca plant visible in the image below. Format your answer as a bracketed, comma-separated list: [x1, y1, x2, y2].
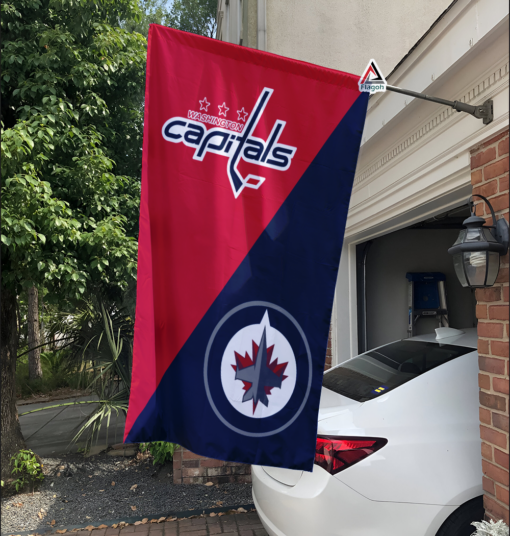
[71, 303, 132, 448]
[19, 299, 133, 449]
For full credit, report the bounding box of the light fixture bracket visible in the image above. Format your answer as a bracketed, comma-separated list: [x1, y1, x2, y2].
[494, 218, 509, 255]
[468, 194, 509, 255]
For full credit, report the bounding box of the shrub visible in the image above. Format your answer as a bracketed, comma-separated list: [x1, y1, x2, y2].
[15, 350, 85, 399]
[140, 442, 179, 465]
[40, 351, 69, 376]
[11, 449, 44, 493]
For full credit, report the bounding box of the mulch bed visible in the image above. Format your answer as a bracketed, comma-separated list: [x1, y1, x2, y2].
[1, 451, 253, 535]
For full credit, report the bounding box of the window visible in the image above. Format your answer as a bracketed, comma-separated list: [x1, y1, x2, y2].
[322, 340, 473, 403]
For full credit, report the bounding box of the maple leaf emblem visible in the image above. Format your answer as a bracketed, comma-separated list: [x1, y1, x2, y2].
[231, 327, 288, 414]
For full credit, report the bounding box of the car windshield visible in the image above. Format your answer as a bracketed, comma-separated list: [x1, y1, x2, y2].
[322, 340, 473, 402]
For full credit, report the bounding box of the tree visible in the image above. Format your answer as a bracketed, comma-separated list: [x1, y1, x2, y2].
[27, 286, 42, 380]
[123, 0, 218, 38]
[167, 0, 217, 38]
[122, 0, 172, 38]
[1, 0, 146, 479]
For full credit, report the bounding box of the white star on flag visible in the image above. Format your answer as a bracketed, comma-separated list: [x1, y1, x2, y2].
[199, 97, 210, 112]
[218, 103, 229, 117]
[237, 108, 249, 122]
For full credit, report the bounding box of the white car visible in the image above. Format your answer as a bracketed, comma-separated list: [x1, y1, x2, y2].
[252, 327, 483, 536]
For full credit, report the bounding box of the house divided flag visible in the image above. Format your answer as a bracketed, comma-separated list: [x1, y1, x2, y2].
[124, 25, 368, 471]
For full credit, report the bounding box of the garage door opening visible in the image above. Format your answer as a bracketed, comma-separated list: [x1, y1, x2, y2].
[356, 205, 477, 353]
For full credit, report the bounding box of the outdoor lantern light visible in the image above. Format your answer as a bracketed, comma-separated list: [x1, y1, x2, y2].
[448, 195, 509, 288]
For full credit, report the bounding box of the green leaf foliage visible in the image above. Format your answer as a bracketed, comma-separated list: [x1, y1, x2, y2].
[122, 0, 172, 37]
[1, 0, 146, 303]
[140, 441, 178, 464]
[11, 449, 44, 492]
[166, 0, 217, 38]
[123, 0, 217, 38]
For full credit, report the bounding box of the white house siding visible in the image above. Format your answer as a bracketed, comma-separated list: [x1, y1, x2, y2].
[217, 0, 454, 76]
[265, 0, 453, 77]
[334, 0, 509, 364]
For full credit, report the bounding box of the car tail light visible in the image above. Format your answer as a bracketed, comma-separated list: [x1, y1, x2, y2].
[314, 436, 387, 475]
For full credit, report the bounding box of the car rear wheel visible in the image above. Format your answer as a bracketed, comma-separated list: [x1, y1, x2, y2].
[436, 496, 484, 536]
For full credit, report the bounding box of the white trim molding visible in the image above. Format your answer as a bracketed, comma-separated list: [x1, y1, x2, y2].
[355, 61, 509, 191]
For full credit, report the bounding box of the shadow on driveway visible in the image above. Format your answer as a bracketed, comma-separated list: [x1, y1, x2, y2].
[18, 396, 126, 456]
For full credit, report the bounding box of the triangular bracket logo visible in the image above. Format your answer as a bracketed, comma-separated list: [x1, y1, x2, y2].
[359, 59, 387, 94]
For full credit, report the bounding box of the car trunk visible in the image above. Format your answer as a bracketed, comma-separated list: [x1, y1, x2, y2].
[261, 389, 362, 486]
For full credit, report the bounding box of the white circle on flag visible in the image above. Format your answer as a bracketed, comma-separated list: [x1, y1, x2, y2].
[220, 310, 297, 419]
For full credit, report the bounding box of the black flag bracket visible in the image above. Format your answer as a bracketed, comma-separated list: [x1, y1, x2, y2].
[385, 85, 494, 125]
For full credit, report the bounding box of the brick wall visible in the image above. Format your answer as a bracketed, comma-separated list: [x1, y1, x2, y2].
[471, 130, 509, 524]
[173, 448, 251, 485]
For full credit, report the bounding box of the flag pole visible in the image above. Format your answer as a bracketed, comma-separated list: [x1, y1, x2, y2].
[385, 85, 493, 125]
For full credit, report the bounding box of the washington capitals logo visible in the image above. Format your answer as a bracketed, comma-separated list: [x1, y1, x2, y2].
[359, 59, 386, 94]
[161, 88, 297, 198]
[233, 325, 289, 414]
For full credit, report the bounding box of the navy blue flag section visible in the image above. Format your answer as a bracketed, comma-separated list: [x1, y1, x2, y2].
[125, 26, 368, 472]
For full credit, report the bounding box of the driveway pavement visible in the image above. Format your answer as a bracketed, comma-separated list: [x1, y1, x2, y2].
[28, 513, 268, 536]
[18, 396, 125, 456]
[112, 514, 267, 536]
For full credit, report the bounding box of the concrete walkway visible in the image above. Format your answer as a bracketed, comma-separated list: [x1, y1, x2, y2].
[18, 396, 125, 456]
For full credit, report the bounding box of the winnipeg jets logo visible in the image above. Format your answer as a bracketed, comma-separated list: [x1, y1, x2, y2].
[204, 301, 311, 437]
[161, 88, 297, 198]
[220, 311, 297, 419]
[233, 319, 289, 414]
